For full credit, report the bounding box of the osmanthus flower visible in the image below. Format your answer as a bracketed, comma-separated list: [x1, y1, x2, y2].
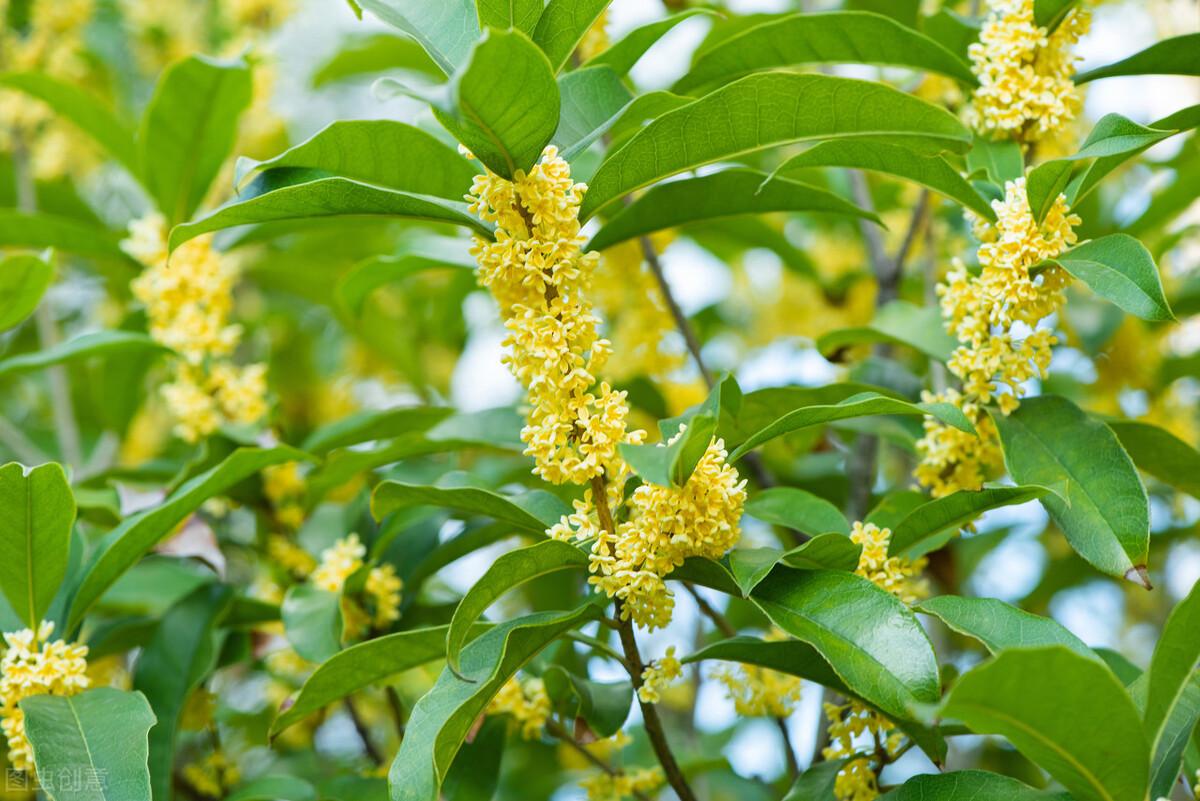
[310, 534, 403, 634]
[849, 522, 928, 606]
[965, 0, 1090, 144]
[579, 766, 664, 801]
[637, 646, 683, 704]
[487, 676, 551, 740]
[710, 630, 803, 717]
[182, 750, 240, 799]
[0, 622, 90, 773]
[263, 461, 307, 530]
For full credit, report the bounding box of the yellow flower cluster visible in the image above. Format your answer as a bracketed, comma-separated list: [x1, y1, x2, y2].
[917, 179, 1080, 495]
[264, 461, 307, 530]
[311, 534, 366, 592]
[364, 563, 403, 628]
[124, 213, 269, 442]
[0, 622, 90, 773]
[268, 535, 316, 578]
[310, 534, 403, 632]
[823, 701, 904, 801]
[467, 146, 644, 486]
[637, 646, 683, 704]
[966, 0, 1090, 144]
[576, 10, 610, 64]
[710, 630, 802, 717]
[850, 522, 928, 606]
[580, 766, 663, 801]
[488, 676, 550, 740]
[182, 750, 240, 799]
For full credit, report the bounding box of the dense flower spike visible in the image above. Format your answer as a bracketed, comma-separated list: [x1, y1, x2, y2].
[850, 522, 928, 605]
[488, 676, 551, 739]
[0, 622, 90, 773]
[966, 0, 1090, 143]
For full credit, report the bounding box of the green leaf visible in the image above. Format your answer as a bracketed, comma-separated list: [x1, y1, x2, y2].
[302, 406, 452, 455]
[0, 462, 75, 630]
[1047, 234, 1174, 322]
[357, 0, 480, 74]
[585, 168, 878, 253]
[580, 72, 970, 220]
[917, 596, 1095, 659]
[0, 331, 169, 378]
[781, 758, 846, 801]
[1076, 34, 1200, 83]
[133, 583, 233, 801]
[881, 770, 1071, 800]
[282, 584, 344, 663]
[1033, 0, 1080, 31]
[542, 666, 632, 738]
[0, 72, 140, 178]
[921, 10, 982, 61]
[888, 485, 1057, 559]
[730, 392, 973, 462]
[475, 0, 541, 33]
[531, 0, 610, 73]
[991, 396, 1150, 585]
[226, 776, 317, 801]
[967, 135, 1024, 186]
[235, 120, 477, 200]
[817, 300, 958, 362]
[445, 539, 588, 675]
[683, 636, 849, 697]
[772, 140, 996, 221]
[67, 446, 304, 630]
[674, 11, 976, 95]
[21, 688, 156, 801]
[272, 625, 469, 736]
[583, 10, 715, 76]
[939, 646, 1150, 801]
[0, 251, 53, 332]
[442, 717, 506, 801]
[779, 535, 862, 572]
[621, 414, 716, 488]
[337, 253, 474, 318]
[1071, 105, 1200, 204]
[442, 28, 559, 179]
[371, 481, 570, 533]
[745, 487, 851, 537]
[388, 602, 603, 801]
[169, 172, 490, 250]
[1107, 419, 1200, 499]
[1144, 581, 1200, 798]
[311, 33, 443, 86]
[0, 211, 131, 263]
[139, 55, 252, 224]
[552, 66, 633, 161]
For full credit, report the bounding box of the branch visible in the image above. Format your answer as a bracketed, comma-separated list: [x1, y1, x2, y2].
[546, 719, 653, 801]
[343, 697, 385, 766]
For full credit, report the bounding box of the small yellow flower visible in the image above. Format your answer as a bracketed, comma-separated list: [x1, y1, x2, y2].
[637, 647, 683, 704]
[311, 534, 365, 593]
[182, 750, 240, 799]
[365, 563, 403, 627]
[488, 676, 550, 739]
[850, 522, 928, 605]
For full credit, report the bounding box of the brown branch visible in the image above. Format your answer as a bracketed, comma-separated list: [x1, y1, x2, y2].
[343, 698, 385, 766]
[546, 719, 653, 801]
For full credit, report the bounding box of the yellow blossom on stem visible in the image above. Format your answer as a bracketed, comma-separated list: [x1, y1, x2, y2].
[182, 750, 240, 798]
[311, 534, 365, 593]
[710, 631, 802, 717]
[637, 646, 682, 704]
[268, 534, 316, 578]
[488, 676, 550, 739]
[580, 766, 664, 801]
[850, 522, 928, 605]
[365, 563, 403, 627]
[822, 700, 904, 801]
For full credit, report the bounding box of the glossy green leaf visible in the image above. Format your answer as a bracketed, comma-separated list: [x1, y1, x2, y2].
[1071, 105, 1200, 203]
[682, 635, 849, 699]
[311, 33, 443, 86]
[388, 602, 603, 801]
[442, 716, 506, 801]
[922, 10, 981, 61]
[781, 758, 846, 801]
[917, 596, 1095, 659]
[992, 396, 1150, 585]
[620, 414, 716, 488]
[888, 485, 1057, 558]
[580, 72, 970, 220]
[817, 300, 958, 362]
[1076, 34, 1200, 83]
[0, 211, 130, 262]
[371, 480, 570, 533]
[475, 0, 541, 33]
[881, 771, 1070, 800]
[779, 535, 862, 572]
[772, 140, 996, 221]
[745, 487, 851, 537]
[67, 446, 304, 630]
[586, 169, 877, 252]
[282, 584, 344, 663]
[940, 646, 1150, 801]
[21, 688, 156, 801]
[674, 12, 976, 94]
[1144, 581, 1200, 798]
[1107, 419, 1200, 498]
[531, 0, 610, 73]
[0, 72, 140, 178]
[583, 10, 715, 76]
[140, 55, 252, 224]
[0, 331, 169, 378]
[356, 0, 479, 74]
[235, 120, 477, 200]
[1033, 0, 1080, 31]
[169, 173, 490, 250]
[133, 583, 233, 801]
[542, 666, 632, 738]
[0, 462, 75, 629]
[302, 406, 452, 454]
[1048, 234, 1174, 322]
[730, 392, 973, 461]
[967, 135, 1024, 185]
[553, 66, 633, 161]
[225, 776, 317, 801]
[0, 251, 53, 332]
[445, 539, 588, 675]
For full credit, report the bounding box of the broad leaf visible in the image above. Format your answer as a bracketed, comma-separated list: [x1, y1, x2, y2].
[992, 396, 1150, 585]
[0, 251, 53, 332]
[1144, 581, 1200, 798]
[888, 485, 1057, 558]
[445, 539, 588, 675]
[881, 771, 1071, 800]
[817, 300, 958, 362]
[772, 140, 996, 221]
[140, 55, 252, 224]
[745, 487, 851, 537]
[917, 596, 1095, 659]
[674, 11, 977, 94]
[22, 688, 156, 801]
[586, 169, 878, 252]
[579, 72, 970, 220]
[235, 120, 477, 200]
[1071, 105, 1200, 203]
[553, 66, 633, 161]
[357, 0, 480, 74]
[282, 584, 344, 663]
[531, 0, 611, 73]
[782, 759, 846, 801]
[1076, 34, 1200, 83]
[226, 776, 317, 801]
[67, 446, 304, 629]
[302, 406, 453, 454]
[778, 535, 862, 572]
[1107, 419, 1200, 499]
[0, 211, 130, 263]
[475, 0, 541, 33]
[388, 602, 602, 801]
[1048, 234, 1174, 322]
[133, 583, 233, 801]
[542, 666, 632, 738]
[0, 331, 169, 378]
[683, 636, 849, 697]
[372, 481, 570, 533]
[337, 253, 474, 318]
[940, 646, 1150, 801]
[0, 462, 75, 629]
[583, 10, 715, 76]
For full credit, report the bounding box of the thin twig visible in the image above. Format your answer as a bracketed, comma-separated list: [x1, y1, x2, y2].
[385, 685, 407, 739]
[565, 630, 631, 669]
[546, 719, 653, 801]
[343, 697, 385, 766]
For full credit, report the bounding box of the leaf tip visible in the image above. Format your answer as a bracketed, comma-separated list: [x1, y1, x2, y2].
[1125, 564, 1152, 590]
